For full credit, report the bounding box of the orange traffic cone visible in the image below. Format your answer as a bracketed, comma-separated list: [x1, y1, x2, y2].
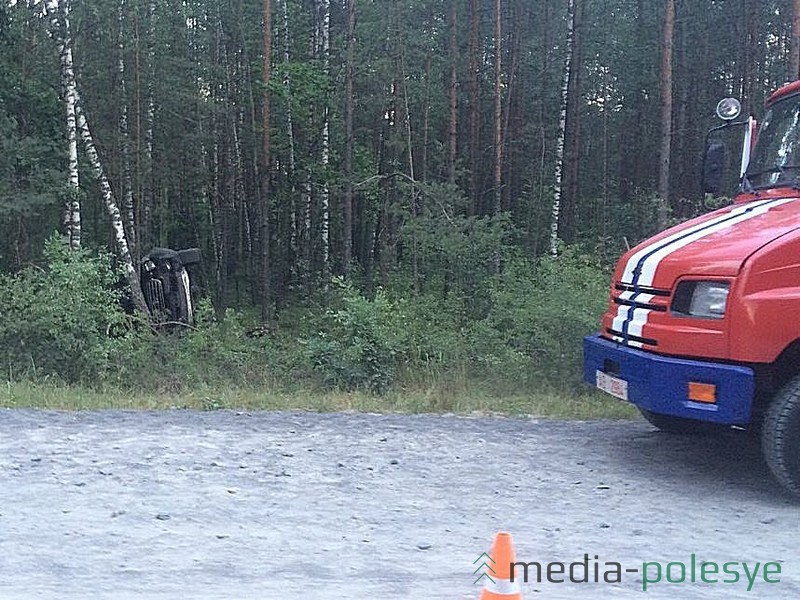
[477, 532, 522, 599]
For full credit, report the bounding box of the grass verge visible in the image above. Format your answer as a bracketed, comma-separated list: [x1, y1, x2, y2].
[0, 380, 638, 419]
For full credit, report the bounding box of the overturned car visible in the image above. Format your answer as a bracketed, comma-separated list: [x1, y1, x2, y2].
[140, 247, 201, 325]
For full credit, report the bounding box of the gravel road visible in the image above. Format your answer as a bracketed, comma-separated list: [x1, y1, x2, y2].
[0, 409, 797, 599]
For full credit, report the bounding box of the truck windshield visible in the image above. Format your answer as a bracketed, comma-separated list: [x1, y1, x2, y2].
[742, 96, 800, 191]
[744, 95, 800, 191]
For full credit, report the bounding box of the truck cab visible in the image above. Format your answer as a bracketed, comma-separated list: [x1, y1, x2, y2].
[584, 80, 800, 497]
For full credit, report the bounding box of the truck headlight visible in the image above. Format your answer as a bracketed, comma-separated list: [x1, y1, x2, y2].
[672, 281, 730, 319]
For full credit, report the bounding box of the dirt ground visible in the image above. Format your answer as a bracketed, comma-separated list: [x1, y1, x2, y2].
[0, 408, 798, 599]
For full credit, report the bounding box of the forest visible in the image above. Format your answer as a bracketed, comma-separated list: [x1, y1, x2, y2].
[1, 0, 800, 405]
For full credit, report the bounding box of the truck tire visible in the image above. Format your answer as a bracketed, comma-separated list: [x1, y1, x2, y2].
[638, 408, 722, 435]
[762, 375, 800, 497]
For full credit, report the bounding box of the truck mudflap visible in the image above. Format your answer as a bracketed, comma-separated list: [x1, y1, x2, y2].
[583, 334, 755, 425]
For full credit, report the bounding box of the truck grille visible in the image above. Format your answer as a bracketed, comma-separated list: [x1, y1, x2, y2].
[614, 282, 671, 296]
[605, 282, 671, 346]
[144, 278, 166, 313]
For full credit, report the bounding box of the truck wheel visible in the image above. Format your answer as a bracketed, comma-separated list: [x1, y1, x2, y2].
[762, 375, 800, 497]
[638, 408, 722, 435]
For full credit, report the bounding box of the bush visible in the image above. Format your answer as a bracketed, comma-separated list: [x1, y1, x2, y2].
[0, 236, 129, 382]
[108, 299, 292, 392]
[0, 231, 612, 398]
[471, 248, 611, 388]
[302, 278, 407, 393]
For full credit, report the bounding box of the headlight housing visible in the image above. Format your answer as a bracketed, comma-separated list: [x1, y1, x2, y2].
[672, 280, 730, 319]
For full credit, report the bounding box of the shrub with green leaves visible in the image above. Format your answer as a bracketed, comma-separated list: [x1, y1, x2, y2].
[471, 248, 611, 388]
[0, 235, 129, 382]
[302, 278, 407, 393]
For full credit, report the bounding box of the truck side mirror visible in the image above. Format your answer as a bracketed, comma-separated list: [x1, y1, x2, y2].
[703, 142, 726, 195]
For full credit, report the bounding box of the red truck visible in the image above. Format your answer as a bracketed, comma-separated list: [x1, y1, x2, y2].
[584, 80, 800, 497]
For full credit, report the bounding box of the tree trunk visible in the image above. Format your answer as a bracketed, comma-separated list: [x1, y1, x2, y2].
[741, 0, 758, 115]
[447, 0, 458, 186]
[143, 0, 156, 247]
[549, 0, 575, 256]
[493, 0, 502, 216]
[76, 93, 150, 317]
[118, 0, 137, 261]
[561, 0, 583, 242]
[57, 0, 80, 250]
[46, 0, 80, 249]
[657, 0, 675, 230]
[282, 0, 298, 273]
[320, 0, 330, 277]
[261, 0, 273, 320]
[210, 7, 228, 317]
[400, 56, 419, 291]
[501, 3, 520, 214]
[46, 0, 147, 315]
[343, 0, 355, 274]
[468, 0, 480, 215]
[422, 51, 431, 183]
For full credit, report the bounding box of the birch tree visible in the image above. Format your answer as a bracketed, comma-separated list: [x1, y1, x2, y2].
[261, 0, 273, 320]
[561, 0, 583, 242]
[45, 0, 149, 317]
[549, 0, 575, 256]
[493, 0, 502, 216]
[47, 0, 80, 249]
[75, 93, 150, 316]
[320, 0, 330, 275]
[117, 0, 136, 261]
[282, 0, 298, 265]
[343, 0, 355, 273]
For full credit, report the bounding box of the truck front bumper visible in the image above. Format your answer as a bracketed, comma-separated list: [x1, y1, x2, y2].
[583, 334, 755, 425]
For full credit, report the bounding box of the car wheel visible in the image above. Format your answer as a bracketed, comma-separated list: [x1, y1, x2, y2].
[762, 375, 800, 498]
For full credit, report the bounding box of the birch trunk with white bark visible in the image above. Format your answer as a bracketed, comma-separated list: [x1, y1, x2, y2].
[46, 0, 149, 317]
[75, 93, 151, 317]
[261, 0, 273, 320]
[282, 0, 298, 263]
[47, 0, 80, 249]
[320, 0, 330, 275]
[549, 0, 574, 256]
[343, 0, 355, 273]
[118, 0, 137, 261]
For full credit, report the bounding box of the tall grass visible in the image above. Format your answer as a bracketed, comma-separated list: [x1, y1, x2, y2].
[0, 379, 636, 419]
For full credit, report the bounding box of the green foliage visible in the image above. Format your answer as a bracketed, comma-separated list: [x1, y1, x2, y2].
[401, 187, 518, 304]
[0, 5, 62, 269]
[0, 231, 611, 400]
[0, 236, 129, 382]
[302, 278, 407, 393]
[0, 111, 64, 217]
[299, 246, 611, 395]
[112, 299, 283, 392]
[472, 249, 611, 388]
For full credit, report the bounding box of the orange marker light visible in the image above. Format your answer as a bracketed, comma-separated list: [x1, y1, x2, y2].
[688, 382, 716, 404]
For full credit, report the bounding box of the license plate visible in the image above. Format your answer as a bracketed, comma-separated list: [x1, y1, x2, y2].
[596, 371, 628, 401]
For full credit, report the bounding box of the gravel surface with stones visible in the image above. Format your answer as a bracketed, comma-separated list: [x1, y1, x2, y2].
[0, 409, 798, 599]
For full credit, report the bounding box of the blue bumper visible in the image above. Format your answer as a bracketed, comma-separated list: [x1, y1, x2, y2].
[583, 334, 755, 425]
